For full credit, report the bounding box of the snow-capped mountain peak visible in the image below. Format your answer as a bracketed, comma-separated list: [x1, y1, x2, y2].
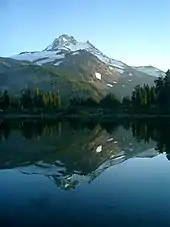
[45, 34, 78, 51]
[11, 34, 126, 71]
[44, 34, 101, 54]
[10, 34, 165, 79]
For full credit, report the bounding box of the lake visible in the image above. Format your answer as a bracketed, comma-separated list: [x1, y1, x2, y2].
[0, 119, 170, 227]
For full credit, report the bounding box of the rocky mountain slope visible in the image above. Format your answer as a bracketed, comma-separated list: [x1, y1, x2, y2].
[0, 57, 102, 102]
[1, 34, 165, 99]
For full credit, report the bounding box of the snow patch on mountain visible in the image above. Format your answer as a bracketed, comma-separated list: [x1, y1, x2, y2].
[135, 148, 159, 158]
[135, 66, 165, 77]
[94, 53, 125, 70]
[17, 161, 66, 176]
[107, 138, 113, 141]
[12, 51, 65, 65]
[107, 84, 113, 87]
[54, 61, 63, 66]
[37, 54, 65, 65]
[115, 68, 124, 74]
[111, 60, 125, 69]
[109, 66, 114, 70]
[71, 51, 79, 55]
[95, 72, 101, 80]
[96, 145, 102, 153]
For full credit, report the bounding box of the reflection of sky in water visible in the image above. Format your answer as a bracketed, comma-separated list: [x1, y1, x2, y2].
[0, 155, 170, 226]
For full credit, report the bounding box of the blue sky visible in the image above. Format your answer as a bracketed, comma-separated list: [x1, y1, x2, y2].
[1, 0, 169, 70]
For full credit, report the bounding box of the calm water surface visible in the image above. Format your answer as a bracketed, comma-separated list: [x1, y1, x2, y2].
[0, 119, 170, 227]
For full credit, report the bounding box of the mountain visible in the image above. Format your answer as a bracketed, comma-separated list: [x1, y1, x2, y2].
[1, 34, 165, 99]
[12, 34, 126, 69]
[11, 34, 165, 76]
[134, 65, 166, 77]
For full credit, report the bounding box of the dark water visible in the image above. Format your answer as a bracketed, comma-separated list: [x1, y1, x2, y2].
[1, 119, 170, 227]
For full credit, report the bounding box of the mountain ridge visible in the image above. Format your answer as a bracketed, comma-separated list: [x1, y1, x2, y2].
[0, 34, 165, 100]
[11, 34, 165, 76]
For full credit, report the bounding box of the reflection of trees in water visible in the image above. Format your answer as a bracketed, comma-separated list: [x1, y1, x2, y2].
[1, 118, 170, 189]
[20, 121, 63, 139]
[1, 119, 170, 157]
[1, 118, 170, 160]
[0, 119, 120, 141]
[100, 121, 119, 134]
[0, 121, 11, 141]
[0, 120, 102, 140]
[131, 121, 157, 143]
[102, 118, 170, 160]
[0, 120, 63, 140]
[0, 120, 123, 190]
[127, 119, 170, 156]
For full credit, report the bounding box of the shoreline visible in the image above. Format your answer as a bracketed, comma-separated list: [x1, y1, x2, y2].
[1, 113, 170, 120]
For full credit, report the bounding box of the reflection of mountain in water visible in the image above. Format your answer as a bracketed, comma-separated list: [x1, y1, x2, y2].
[0, 121, 158, 190]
